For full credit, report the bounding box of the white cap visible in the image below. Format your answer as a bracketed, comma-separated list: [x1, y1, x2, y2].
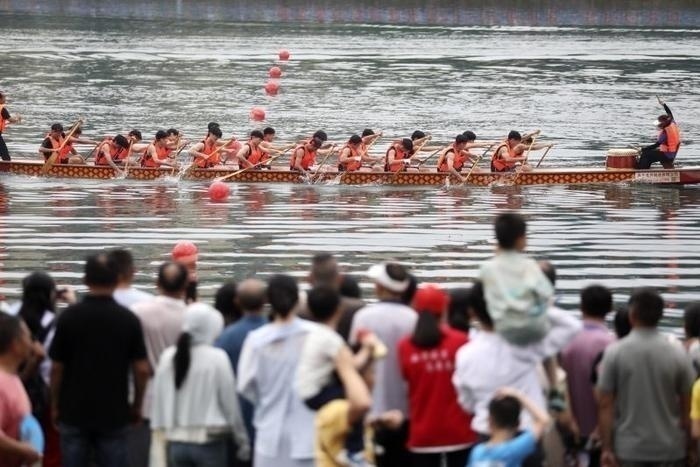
[367, 263, 409, 293]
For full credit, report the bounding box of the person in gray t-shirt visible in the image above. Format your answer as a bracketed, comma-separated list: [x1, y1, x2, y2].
[597, 288, 695, 466]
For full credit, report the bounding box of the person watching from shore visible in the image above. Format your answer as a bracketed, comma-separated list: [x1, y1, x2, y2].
[0, 91, 22, 161]
[295, 285, 373, 466]
[479, 212, 554, 346]
[109, 248, 153, 308]
[559, 285, 615, 466]
[637, 96, 680, 169]
[467, 387, 551, 467]
[215, 278, 268, 443]
[49, 253, 150, 467]
[151, 303, 250, 466]
[597, 288, 695, 467]
[452, 281, 579, 465]
[307, 253, 365, 344]
[237, 274, 317, 467]
[0, 313, 43, 467]
[129, 261, 188, 467]
[398, 284, 475, 467]
[213, 281, 242, 326]
[491, 131, 530, 172]
[349, 262, 417, 466]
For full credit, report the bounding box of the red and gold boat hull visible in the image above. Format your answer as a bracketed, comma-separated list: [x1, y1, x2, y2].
[1, 161, 699, 186]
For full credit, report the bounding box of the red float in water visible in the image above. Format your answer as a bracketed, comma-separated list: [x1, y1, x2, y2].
[278, 49, 290, 60]
[268, 66, 282, 78]
[208, 181, 230, 202]
[264, 81, 280, 96]
[250, 107, 266, 121]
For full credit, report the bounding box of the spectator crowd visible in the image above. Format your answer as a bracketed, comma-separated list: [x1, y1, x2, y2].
[0, 212, 698, 467]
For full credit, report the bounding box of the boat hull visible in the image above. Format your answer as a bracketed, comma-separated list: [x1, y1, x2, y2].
[1, 161, 700, 186]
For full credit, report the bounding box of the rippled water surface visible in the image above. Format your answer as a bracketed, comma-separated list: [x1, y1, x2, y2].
[1, 10, 700, 330]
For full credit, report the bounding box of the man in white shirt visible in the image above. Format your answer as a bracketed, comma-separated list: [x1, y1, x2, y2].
[237, 274, 317, 467]
[109, 249, 153, 308]
[452, 282, 580, 438]
[128, 262, 188, 467]
[349, 262, 417, 467]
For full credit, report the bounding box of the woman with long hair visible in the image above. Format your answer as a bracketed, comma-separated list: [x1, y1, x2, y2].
[151, 303, 250, 466]
[398, 284, 476, 467]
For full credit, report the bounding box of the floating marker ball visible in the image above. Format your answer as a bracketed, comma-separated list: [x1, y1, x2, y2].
[269, 66, 282, 78]
[279, 49, 290, 60]
[208, 181, 230, 201]
[264, 81, 280, 96]
[250, 107, 266, 121]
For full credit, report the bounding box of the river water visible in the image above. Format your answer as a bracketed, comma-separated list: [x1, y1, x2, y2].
[1, 9, 699, 330]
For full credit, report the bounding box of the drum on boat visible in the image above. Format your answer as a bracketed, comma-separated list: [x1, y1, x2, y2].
[606, 148, 639, 170]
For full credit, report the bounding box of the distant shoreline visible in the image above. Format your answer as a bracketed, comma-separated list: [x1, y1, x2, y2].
[1, 0, 699, 27]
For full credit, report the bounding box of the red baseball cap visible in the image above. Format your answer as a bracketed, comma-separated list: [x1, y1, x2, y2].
[411, 284, 449, 316]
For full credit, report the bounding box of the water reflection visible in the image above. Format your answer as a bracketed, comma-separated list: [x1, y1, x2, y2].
[0, 179, 698, 332]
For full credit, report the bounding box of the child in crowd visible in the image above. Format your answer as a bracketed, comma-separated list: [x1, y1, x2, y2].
[468, 387, 551, 467]
[294, 286, 380, 466]
[479, 212, 554, 345]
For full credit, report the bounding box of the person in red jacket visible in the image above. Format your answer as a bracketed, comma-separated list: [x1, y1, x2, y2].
[398, 284, 477, 467]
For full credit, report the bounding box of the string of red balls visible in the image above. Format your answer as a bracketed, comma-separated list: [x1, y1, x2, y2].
[250, 49, 290, 122]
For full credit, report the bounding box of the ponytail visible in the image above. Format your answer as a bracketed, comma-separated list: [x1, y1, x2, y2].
[410, 312, 443, 348]
[174, 332, 192, 390]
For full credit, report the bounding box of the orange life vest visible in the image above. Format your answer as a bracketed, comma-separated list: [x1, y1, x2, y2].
[0, 105, 7, 133]
[438, 145, 468, 172]
[141, 142, 170, 168]
[491, 142, 517, 172]
[245, 142, 267, 165]
[95, 139, 127, 166]
[43, 135, 65, 162]
[339, 145, 361, 172]
[660, 122, 681, 154]
[290, 144, 316, 170]
[385, 143, 409, 172]
[194, 139, 220, 168]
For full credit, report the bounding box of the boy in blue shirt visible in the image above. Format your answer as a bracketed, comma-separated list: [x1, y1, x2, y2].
[468, 387, 551, 467]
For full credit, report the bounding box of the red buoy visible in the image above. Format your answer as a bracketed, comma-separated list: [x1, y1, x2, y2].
[208, 180, 230, 202]
[268, 66, 282, 78]
[279, 49, 290, 61]
[250, 107, 266, 121]
[264, 81, 280, 96]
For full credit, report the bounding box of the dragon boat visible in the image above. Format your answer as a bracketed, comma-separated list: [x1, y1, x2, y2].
[1, 159, 699, 186]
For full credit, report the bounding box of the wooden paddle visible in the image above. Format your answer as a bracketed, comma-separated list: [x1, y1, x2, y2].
[417, 147, 445, 168]
[42, 119, 84, 174]
[312, 144, 338, 184]
[214, 148, 291, 182]
[120, 139, 137, 177]
[535, 145, 554, 168]
[461, 142, 498, 185]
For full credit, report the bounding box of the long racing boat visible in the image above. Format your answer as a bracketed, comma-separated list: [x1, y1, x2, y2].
[1, 160, 700, 186]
